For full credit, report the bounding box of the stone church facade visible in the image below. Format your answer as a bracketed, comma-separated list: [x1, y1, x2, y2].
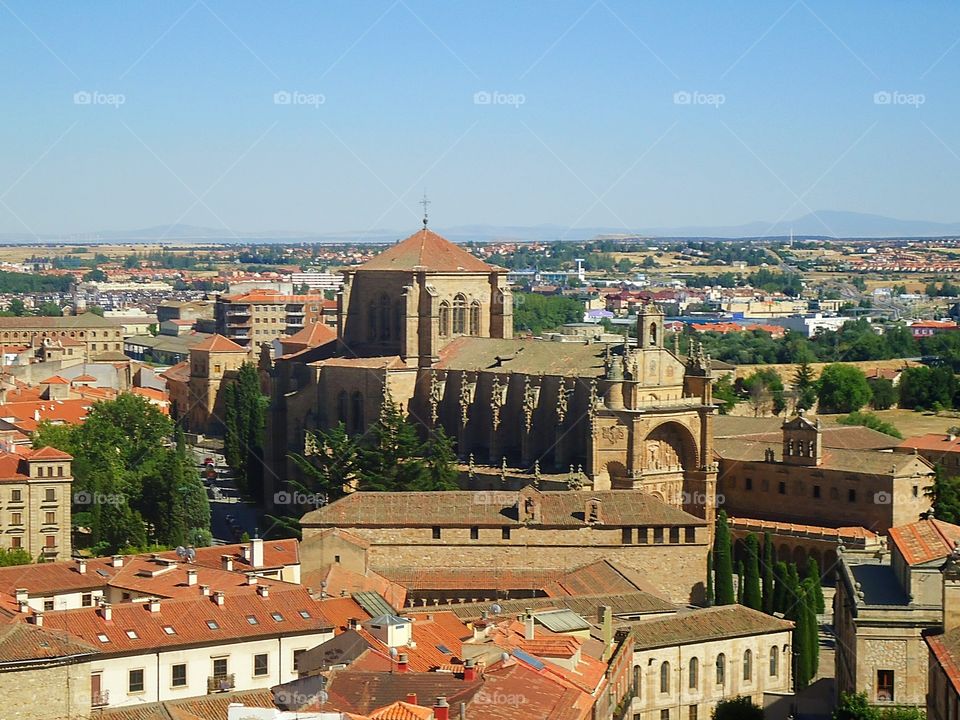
[266, 226, 718, 527]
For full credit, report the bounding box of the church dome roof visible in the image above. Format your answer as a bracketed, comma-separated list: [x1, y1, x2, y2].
[355, 228, 495, 273]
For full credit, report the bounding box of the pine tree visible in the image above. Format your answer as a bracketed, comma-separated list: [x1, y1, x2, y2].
[794, 359, 817, 411]
[762, 533, 775, 614]
[743, 534, 762, 610]
[706, 550, 715, 607]
[806, 557, 826, 614]
[736, 560, 745, 604]
[713, 510, 735, 605]
[417, 427, 459, 491]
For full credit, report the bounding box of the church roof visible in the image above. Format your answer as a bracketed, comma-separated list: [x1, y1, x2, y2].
[354, 228, 495, 273]
[281, 322, 336, 351]
[189, 334, 247, 354]
[888, 518, 960, 566]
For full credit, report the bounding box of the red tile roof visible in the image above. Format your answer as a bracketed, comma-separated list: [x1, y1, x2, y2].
[28, 445, 72, 461]
[39, 375, 70, 385]
[927, 629, 960, 695]
[355, 229, 495, 273]
[888, 518, 960, 566]
[188, 334, 247, 353]
[898, 433, 960, 454]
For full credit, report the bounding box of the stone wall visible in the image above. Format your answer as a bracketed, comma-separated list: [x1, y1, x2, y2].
[0, 661, 90, 720]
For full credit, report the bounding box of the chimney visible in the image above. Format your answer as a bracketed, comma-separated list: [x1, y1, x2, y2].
[186, 569, 197, 586]
[348, 617, 359, 629]
[433, 697, 450, 720]
[406, 693, 418, 705]
[257, 585, 269, 598]
[246, 575, 258, 586]
[76, 558, 87, 575]
[14, 588, 27, 605]
[111, 555, 123, 568]
[524, 608, 535, 641]
[241, 545, 251, 562]
[943, 544, 960, 632]
[30, 611, 43, 627]
[213, 591, 225, 606]
[250, 537, 264, 568]
[200, 584, 211, 596]
[99, 603, 112, 621]
[599, 605, 613, 661]
[148, 597, 161, 613]
[221, 555, 234, 572]
[397, 653, 409, 673]
[463, 658, 476, 682]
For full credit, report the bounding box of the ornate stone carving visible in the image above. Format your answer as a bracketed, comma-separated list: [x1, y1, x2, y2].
[428, 370, 443, 425]
[459, 373, 474, 426]
[601, 424, 626, 445]
[523, 377, 538, 433]
[556, 378, 571, 424]
[490, 374, 506, 431]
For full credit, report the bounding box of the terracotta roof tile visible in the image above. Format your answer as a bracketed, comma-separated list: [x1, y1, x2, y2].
[188, 334, 247, 353]
[888, 518, 960, 566]
[627, 605, 792, 650]
[320, 669, 483, 715]
[355, 229, 495, 273]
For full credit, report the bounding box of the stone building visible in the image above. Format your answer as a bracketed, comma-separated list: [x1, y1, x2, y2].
[834, 517, 960, 708]
[924, 546, 960, 720]
[0, 314, 124, 360]
[0, 446, 73, 559]
[163, 334, 248, 433]
[268, 226, 718, 526]
[300, 487, 710, 604]
[214, 289, 325, 350]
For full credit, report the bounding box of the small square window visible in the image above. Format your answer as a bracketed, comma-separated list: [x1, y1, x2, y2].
[502, 528, 511, 540]
[97, 633, 109, 643]
[271, 612, 284, 622]
[246, 615, 259, 625]
[470, 527, 479, 540]
[163, 626, 175, 635]
[206, 620, 219, 630]
[254, 653, 268, 677]
[125, 630, 138, 639]
[778, 482, 786, 495]
[298, 610, 311, 619]
[82, 593, 93, 607]
[43, 600, 54, 611]
[432, 527, 441, 540]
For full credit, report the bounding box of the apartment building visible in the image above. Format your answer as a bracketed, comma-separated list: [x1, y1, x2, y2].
[215, 289, 325, 349]
[0, 445, 73, 559]
[0, 313, 124, 360]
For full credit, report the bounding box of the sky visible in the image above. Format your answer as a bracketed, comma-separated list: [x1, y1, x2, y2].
[1, 1, 959, 238]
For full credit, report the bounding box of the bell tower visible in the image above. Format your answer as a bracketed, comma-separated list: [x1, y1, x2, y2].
[782, 410, 822, 466]
[637, 300, 664, 349]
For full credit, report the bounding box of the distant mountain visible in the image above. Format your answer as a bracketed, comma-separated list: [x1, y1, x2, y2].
[2, 211, 959, 244]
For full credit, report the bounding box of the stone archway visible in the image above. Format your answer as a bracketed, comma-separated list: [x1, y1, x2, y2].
[640, 422, 698, 473]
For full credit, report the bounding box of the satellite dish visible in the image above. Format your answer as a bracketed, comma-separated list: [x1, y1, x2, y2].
[490, 603, 502, 615]
[316, 691, 329, 705]
[389, 647, 398, 658]
[186, 548, 196, 562]
[320, 580, 328, 589]
[501, 652, 510, 663]
[175, 546, 187, 559]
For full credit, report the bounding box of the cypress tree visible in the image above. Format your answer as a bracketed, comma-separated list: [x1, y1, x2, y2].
[762, 533, 775, 614]
[713, 510, 735, 605]
[773, 561, 789, 614]
[785, 563, 801, 620]
[706, 550, 715, 607]
[806, 557, 826, 614]
[743, 534, 762, 610]
[736, 560, 745, 604]
[793, 583, 811, 690]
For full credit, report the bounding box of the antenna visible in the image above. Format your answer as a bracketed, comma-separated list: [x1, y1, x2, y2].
[420, 190, 430, 228]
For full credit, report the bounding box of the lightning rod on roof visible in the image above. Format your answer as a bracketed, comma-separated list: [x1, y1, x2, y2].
[420, 190, 430, 228]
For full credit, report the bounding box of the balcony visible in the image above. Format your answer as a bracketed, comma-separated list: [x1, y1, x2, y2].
[91, 690, 109, 707]
[226, 307, 251, 317]
[208, 674, 235, 693]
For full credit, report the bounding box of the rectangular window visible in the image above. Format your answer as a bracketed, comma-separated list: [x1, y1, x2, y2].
[669, 528, 680, 544]
[11, 536, 21, 549]
[44, 600, 53, 611]
[653, 528, 664, 544]
[689, 706, 698, 720]
[502, 527, 511, 540]
[638, 528, 649, 544]
[293, 649, 305, 672]
[813, 485, 821, 499]
[432, 527, 441, 540]
[10, 512, 21, 525]
[877, 670, 894, 702]
[470, 527, 479, 540]
[913, 485, 919, 497]
[45, 535, 56, 548]
[685, 527, 696, 544]
[661, 710, 670, 720]
[129, 668, 145, 693]
[172, 663, 187, 687]
[778, 482, 786, 495]
[745, 478, 753, 491]
[45, 511, 56, 524]
[213, 658, 228, 678]
[10, 489, 20, 502]
[254, 653, 268, 677]
[622, 528, 633, 544]
[45, 488, 55, 502]
[82, 593, 93, 607]
[848, 489, 857, 503]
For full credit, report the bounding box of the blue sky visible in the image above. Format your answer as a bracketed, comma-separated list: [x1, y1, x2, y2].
[1, 1, 959, 237]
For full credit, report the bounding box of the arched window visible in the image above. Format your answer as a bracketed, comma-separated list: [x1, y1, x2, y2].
[787, 440, 794, 456]
[649, 322, 657, 346]
[633, 665, 642, 698]
[337, 391, 348, 425]
[367, 303, 377, 341]
[716, 654, 725, 686]
[743, 649, 752, 682]
[660, 661, 670, 694]
[350, 391, 364, 434]
[452, 294, 466, 335]
[469, 301, 481, 336]
[378, 295, 391, 341]
[769, 646, 779, 677]
[438, 301, 450, 338]
[689, 657, 699, 689]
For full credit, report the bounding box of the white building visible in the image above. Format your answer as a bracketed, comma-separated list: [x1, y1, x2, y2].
[289, 271, 344, 291]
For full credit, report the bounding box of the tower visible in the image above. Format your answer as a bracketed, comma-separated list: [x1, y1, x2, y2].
[782, 410, 822, 466]
[637, 300, 664, 349]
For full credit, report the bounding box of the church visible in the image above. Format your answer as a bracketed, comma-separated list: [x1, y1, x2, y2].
[266, 224, 719, 526]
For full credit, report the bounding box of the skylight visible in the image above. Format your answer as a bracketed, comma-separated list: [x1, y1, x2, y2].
[206, 620, 219, 630]
[97, 634, 109, 643]
[246, 615, 258, 625]
[271, 612, 284, 622]
[125, 630, 138, 639]
[162, 626, 175, 635]
[298, 610, 311, 619]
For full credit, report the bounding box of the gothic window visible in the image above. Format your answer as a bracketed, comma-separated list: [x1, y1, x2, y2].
[769, 646, 779, 677]
[378, 295, 391, 341]
[716, 654, 725, 686]
[350, 391, 364, 433]
[394, 302, 404, 340]
[689, 657, 699, 689]
[367, 303, 377, 341]
[469, 301, 481, 336]
[439, 301, 450, 337]
[660, 661, 670, 694]
[452, 294, 466, 335]
[743, 650, 752, 681]
[337, 392, 348, 425]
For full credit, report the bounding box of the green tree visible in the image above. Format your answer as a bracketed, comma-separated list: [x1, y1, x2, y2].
[899, 366, 957, 411]
[742, 534, 762, 610]
[837, 411, 903, 439]
[927, 465, 960, 524]
[817, 363, 872, 413]
[713, 511, 735, 605]
[743, 368, 786, 416]
[706, 550, 715, 606]
[736, 560, 745, 604]
[793, 360, 818, 411]
[712, 696, 764, 720]
[8, 298, 26, 316]
[868, 377, 898, 410]
[762, 533, 775, 614]
[833, 692, 880, 720]
[0, 547, 32, 566]
[512, 293, 585, 334]
[36, 301, 63, 316]
[86, 305, 105, 317]
[773, 561, 789, 614]
[712, 374, 739, 415]
[806, 556, 826, 614]
[223, 363, 267, 498]
[82, 268, 107, 282]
